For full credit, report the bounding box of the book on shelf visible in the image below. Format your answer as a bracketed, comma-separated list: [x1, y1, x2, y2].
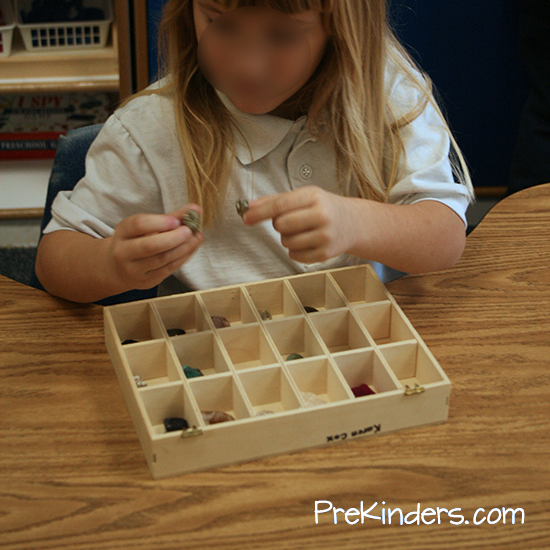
[0, 92, 113, 160]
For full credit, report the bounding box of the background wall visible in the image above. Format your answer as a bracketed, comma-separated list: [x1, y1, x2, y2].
[146, 0, 529, 191]
[390, 0, 528, 191]
[146, 0, 166, 82]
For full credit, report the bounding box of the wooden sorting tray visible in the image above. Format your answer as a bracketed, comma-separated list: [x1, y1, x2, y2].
[104, 265, 450, 479]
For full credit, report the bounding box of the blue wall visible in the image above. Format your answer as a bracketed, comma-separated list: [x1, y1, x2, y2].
[390, 0, 528, 189]
[147, 0, 529, 189]
[147, 0, 167, 82]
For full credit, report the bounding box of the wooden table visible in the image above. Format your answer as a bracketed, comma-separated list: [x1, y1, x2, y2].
[1, 185, 549, 549]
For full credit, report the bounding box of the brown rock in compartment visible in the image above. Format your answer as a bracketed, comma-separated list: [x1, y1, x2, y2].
[211, 315, 231, 328]
[202, 410, 235, 424]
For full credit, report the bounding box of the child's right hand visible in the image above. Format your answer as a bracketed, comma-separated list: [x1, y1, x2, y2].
[107, 205, 204, 290]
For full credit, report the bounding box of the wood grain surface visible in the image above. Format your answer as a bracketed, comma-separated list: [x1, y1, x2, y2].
[1, 184, 549, 549]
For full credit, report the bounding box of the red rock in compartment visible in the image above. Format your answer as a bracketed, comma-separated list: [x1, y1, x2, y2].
[211, 316, 230, 328]
[352, 383, 375, 397]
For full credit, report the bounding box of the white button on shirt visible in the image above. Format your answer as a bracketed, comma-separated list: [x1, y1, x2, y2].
[45, 63, 471, 291]
[300, 164, 313, 180]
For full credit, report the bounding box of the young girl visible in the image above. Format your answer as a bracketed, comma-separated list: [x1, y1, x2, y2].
[35, 0, 474, 303]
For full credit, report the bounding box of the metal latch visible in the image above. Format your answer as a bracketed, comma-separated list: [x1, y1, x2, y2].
[181, 426, 203, 438]
[404, 383, 425, 396]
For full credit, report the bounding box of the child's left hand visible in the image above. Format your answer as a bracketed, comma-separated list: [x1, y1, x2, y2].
[242, 186, 355, 264]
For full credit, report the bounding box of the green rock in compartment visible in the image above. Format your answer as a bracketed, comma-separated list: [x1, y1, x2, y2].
[211, 315, 231, 328]
[182, 365, 204, 378]
[286, 353, 304, 361]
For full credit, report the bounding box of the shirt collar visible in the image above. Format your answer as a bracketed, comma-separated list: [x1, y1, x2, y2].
[216, 90, 308, 165]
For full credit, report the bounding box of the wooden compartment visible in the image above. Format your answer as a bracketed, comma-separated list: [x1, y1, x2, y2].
[108, 300, 164, 344]
[200, 287, 257, 328]
[171, 331, 231, 378]
[153, 293, 211, 336]
[104, 265, 452, 478]
[218, 324, 279, 370]
[354, 301, 415, 345]
[379, 341, 446, 391]
[245, 279, 303, 320]
[310, 309, 372, 353]
[333, 349, 401, 396]
[265, 317, 326, 360]
[123, 340, 182, 387]
[287, 272, 346, 312]
[238, 366, 302, 415]
[189, 374, 252, 422]
[330, 265, 388, 304]
[140, 384, 202, 437]
[287, 358, 353, 406]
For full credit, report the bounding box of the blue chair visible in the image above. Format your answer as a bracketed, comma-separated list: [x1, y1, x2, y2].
[31, 124, 159, 305]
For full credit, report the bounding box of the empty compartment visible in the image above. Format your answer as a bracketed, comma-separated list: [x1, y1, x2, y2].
[153, 293, 211, 336]
[330, 265, 388, 305]
[379, 341, 445, 389]
[171, 331, 231, 378]
[245, 279, 302, 320]
[311, 309, 371, 353]
[333, 349, 400, 397]
[140, 384, 202, 437]
[287, 272, 346, 312]
[266, 317, 326, 361]
[354, 302, 415, 345]
[287, 358, 352, 406]
[190, 374, 252, 422]
[200, 287, 257, 328]
[109, 301, 164, 344]
[219, 325, 279, 370]
[238, 366, 301, 415]
[124, 340, 183, 387]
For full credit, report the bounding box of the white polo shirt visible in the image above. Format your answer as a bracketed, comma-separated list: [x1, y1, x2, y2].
[45, 68, 471, 290]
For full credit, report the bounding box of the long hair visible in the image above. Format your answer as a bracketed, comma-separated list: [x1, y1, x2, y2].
[137, 0, 473, 225]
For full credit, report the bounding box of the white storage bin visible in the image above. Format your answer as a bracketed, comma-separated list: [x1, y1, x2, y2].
[0, 0, 15, 57]
[16, 0, 112, 51]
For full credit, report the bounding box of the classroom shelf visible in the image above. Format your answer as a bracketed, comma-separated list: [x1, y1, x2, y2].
[0, 23, 119, 93]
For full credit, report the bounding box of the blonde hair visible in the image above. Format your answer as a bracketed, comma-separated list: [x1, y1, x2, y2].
[136, 0, 473, 225]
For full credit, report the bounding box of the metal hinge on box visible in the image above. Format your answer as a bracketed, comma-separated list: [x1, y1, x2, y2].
[181, 426, 203, 439]
[404, 383, 425, 396]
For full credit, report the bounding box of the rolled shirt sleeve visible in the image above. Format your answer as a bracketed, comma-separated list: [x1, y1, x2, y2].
[386, 70, 471, 227]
